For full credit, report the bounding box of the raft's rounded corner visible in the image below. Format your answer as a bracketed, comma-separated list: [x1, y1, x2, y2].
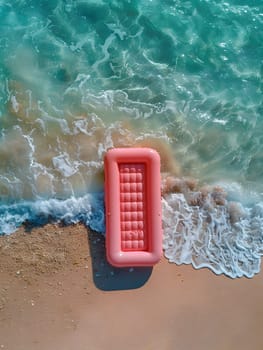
[106, 250, 123, 268]
[146, 147, 161, 161]
[104, 147, 117, 163]
[149, 249, 163, 266]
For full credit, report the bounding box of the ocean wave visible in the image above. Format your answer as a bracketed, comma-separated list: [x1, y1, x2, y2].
[161, 177, 263, 279]
[1, 178, 263, 279]
[0, 193, 105, 235]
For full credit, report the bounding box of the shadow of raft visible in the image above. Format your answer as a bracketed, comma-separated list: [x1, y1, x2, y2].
[87, 230, 153, 291]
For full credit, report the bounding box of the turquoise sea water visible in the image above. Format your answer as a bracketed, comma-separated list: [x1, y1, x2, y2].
[0, 0, 263, 278]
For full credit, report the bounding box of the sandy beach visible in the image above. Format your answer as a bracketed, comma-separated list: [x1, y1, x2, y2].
[0, 224, 263, 350]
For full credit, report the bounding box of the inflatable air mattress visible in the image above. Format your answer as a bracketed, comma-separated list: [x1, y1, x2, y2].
[104, 148, 162, 267]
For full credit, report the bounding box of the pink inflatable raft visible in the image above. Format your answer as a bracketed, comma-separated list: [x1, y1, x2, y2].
[104, 148, 162, 267]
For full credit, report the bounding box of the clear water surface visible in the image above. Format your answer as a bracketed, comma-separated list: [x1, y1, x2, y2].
[0, 0, 263, 278]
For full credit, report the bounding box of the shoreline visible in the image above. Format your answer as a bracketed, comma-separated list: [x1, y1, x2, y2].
[1, 224, 263, 350]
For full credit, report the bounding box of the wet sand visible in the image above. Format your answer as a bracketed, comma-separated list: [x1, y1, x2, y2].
[0, 224, 263, 350]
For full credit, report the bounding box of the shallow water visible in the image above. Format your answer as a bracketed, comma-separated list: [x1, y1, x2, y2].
[0, 0, 263, 278]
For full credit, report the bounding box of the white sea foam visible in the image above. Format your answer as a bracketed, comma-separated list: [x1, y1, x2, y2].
[52, 154, 79, 177]
[10, 95, 19, 113]
[0, 193, 105, 236]
[162, 193, 263, 278]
